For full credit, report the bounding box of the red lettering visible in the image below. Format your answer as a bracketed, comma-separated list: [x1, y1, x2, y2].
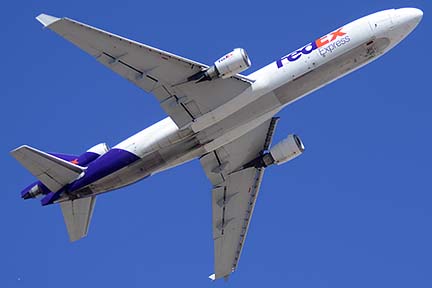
[315, 35, 329, 48]
[329, 28, 346, 41]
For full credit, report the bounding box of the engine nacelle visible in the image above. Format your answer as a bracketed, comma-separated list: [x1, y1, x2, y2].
[74, 143, 110, 166]
[213, 48, 251, 79]
[87, 143, 110, 156]
[21, 182, 50, 199]
[188, 48, 251, 82]
[269, 134, 305, 165]
[243, 134, 305, 169]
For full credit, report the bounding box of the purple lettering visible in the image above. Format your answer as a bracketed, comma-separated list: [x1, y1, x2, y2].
[301, 42, 317, 55]
[287, 50, 302, 62]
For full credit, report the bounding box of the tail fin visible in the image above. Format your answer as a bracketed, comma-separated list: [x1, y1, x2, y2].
[11, 145, 85, 193]
[12, 145, 95, 242]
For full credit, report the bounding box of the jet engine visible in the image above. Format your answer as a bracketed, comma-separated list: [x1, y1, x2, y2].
[212, 48, 251, 79]
[269, 134, 305, 165]
[244, 134, 305, 169]
[188, 48, 251, 82]
[87, 143, 109, 156]
[75, 143, 110, 166]
[21, 183, 49, 199]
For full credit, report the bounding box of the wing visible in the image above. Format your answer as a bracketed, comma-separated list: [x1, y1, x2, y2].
[200, 117, 279, 280]
[60, 196, 96, 242]
[36, 14, 251, 129]
[10, 145, 84, 193]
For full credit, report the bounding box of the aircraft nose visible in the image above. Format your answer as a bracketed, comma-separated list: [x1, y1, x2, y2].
[394, 8, 423, 31]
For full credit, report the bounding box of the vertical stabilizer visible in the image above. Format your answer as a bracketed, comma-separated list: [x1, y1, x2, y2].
[60, 196, 96, 242]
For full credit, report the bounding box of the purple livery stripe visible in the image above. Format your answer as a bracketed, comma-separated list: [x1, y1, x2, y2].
[50, 151, 101, 167]
[49, 153, 77, 162]
[69, 148, 140, 190]
[73, 151, 101, 166]
[41, 149, 139, 205]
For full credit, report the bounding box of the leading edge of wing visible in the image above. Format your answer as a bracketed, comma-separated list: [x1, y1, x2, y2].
[35, 13, 208, 69]
[35, 13, 255, 84]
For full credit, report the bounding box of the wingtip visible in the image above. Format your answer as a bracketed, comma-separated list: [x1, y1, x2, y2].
[10, 145, 29, 155]
[208, 274, 230, 282]
[36, 13, 60, 27]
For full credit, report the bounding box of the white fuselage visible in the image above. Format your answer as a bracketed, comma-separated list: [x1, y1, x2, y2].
[87, 8, 421, 194]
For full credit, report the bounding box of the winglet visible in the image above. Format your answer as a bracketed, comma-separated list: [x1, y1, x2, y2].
[208, 274, 216, 281]
[36, 13, 60, 27]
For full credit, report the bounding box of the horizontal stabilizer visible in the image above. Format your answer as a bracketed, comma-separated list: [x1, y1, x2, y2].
[11, 145, 85, 193]
[61, 196, 96, 242]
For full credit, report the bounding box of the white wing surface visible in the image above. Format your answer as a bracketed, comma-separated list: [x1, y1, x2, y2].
[36, 14, 251, 129]
[60, 196, 96, 242]
[200, 118, 279, 280]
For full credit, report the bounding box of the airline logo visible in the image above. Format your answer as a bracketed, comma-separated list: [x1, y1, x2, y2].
[218, 52, 234, 63]
[276, 27, 350, 68]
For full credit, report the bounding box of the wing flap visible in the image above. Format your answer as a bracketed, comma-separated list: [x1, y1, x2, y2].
[11, 145, 84, 193]
[60, 196, 96, 242]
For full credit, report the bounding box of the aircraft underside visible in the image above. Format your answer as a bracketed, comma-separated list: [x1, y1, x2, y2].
[11, 7, 422, 281]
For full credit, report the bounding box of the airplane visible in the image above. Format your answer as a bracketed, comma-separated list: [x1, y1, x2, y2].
[11, 8, 422, 280]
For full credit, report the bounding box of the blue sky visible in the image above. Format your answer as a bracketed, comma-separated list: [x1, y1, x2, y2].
[1, 0, 431, 287]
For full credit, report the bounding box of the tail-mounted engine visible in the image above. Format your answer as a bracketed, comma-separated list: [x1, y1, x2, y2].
[21, 183, 50, 199]
[87, 143, 110, 157]
[187, 48, 251, 83]
[71, 143, 110, 167]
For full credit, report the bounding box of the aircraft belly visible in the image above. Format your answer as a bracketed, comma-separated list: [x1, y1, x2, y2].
[88, 137, 202, 193]
[196, 91, 282, 152]
[114, 117, 194, 158]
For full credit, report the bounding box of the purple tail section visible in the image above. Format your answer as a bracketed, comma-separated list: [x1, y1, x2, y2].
[68, 149, 140, 193]
[49, 151, 100, 167]
[21, 146, 107, 201]
[41, 148, 140, 206]
[49, 153, 77, 162]
[17, 142, 135, 205]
